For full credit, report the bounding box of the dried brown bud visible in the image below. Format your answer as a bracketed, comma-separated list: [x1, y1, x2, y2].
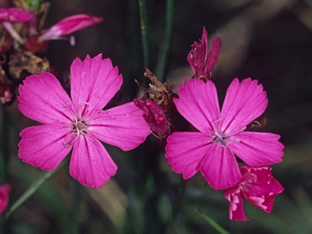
[143, 68, 172, 111]
[8, 51, 50, 80]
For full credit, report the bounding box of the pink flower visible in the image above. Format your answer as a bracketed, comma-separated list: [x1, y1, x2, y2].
[165, 78, 284, 190]
[133, 98, 169, 137]
[0, 184, 11, 214]
[187, 27, 222, 80]
[0, 8, 32, 23]
[18, 54, 151, 188]
[0, 8, 33, 43]
[225, 166, 284, 221]
[38, 14, 103, 42]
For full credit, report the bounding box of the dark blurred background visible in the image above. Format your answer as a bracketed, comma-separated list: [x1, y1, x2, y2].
[1, 0, 312, 233]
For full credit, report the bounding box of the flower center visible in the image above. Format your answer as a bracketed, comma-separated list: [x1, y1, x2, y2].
[72, 118, 88, 136]
[212, 131, 228, 146]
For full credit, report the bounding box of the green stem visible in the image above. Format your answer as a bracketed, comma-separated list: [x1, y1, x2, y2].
[71, 179, 80, 234]
[196, 209, 229, 234]
[138, 0, 149, 68]
[5, 162, 64, 219]
[166, 179, 187, 234]
[155, 0, 174, 82]
[0, 106, 8, 183]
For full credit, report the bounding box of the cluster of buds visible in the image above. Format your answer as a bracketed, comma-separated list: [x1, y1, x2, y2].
[134, 69, 172, 140]
[0, 0, 102, 105]
[134, 27, 222, 140]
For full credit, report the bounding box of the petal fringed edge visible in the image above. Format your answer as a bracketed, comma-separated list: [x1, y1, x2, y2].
[228, 132, 284, 166]
[220, 78, 268, 135]
[90, 102, 151, 151]
[18, 124, 72, 171]
[165, 132, 212, 180]
[69, 135, 117, 188]
[200, 144, 242, 190]
[18, 72, 74, 124]
[70, 54, 122, 117]
[174, 79, 220, 133]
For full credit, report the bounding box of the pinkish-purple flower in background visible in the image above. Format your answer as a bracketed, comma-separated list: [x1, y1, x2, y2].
[165, 78, 284, 190]
[225, 166, 284, 221]
[0, 8, 32, 23]
[0, 8, 33, 44]
[187, 27, 222, 80]
[17, 54, 151, 188]
[38, 14, 103, 43]
[0, 184, 10, 214]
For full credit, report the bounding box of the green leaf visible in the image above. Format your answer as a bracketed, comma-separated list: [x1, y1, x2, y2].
[5, 162, 64, 219]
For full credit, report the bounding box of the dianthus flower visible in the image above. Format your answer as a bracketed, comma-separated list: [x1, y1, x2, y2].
[0, 184, 10, 214]
[165, 78, 284, 190]
[18, 54, 151, 188]
[225, 166, 284, 221]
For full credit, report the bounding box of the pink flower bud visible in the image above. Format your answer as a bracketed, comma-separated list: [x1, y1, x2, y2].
[134, 98, 169, 137]
[0, 84, 14, 104]
[38, 14, 103, 42]
[0, 184, 11, 214]
[0, 8, 32, 23]
[225, 166, 284, 221]
[187, 27, 222, 80]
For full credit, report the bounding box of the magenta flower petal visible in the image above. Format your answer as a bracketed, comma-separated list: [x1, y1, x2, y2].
[221, 78, 268, 135]
[187, 27, 209, 77]
[18, 72, 74, 124]
[200, 144, 242, 190]
[225, 166, 284, 221]
[225, 192, 248, 221]
[18, 124, 72, 170]
[0, 184, 10, 214]
[228, 132, 284, 166]
[70, 135, 117, 188]
[91, 102, 151, 151]
[240, 166, 284, 213]
[204, 36, 222, 75]
[166, 132, 212, 179]
[70, 54, 122, 116]
[0, 8, 32, 22]
[174, 79, 220, 133]
[39, 14, 103, 41]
